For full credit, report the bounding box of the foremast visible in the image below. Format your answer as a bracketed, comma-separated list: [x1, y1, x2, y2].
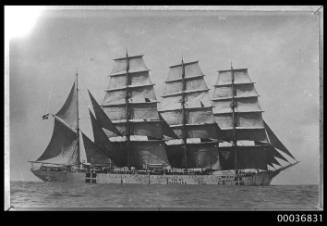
[125, 50, 132, 168]
[180, 58, 188, 169]
[100, 52, 172, 169]
[75, 72, 81, 167]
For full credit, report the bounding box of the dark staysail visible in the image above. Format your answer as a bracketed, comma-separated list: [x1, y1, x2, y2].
[160, 59, 221, 169]
[159, 113, 179, 139]
[81, 133, 111, 165]
[88, 90, 122, 136]
[212, 67, 297, 171]
[89, 110, 116, 158]
[264, 120, 295, 160]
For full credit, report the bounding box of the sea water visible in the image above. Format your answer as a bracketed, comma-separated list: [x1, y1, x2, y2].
[9, 181, 319, 210]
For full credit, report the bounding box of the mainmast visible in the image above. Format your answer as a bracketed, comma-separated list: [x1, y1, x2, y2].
[181, 58, 188, 169]
[160, 59, 220, 169]
[125, 50, 132, 168]
[230, 63, 238, 173]
[76, 72, 81, 166]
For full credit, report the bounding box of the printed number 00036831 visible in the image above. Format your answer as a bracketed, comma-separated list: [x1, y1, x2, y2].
[277, 214, 322, 223]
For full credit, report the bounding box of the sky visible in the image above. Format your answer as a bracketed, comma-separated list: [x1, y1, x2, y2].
[8, 7, 321, 184]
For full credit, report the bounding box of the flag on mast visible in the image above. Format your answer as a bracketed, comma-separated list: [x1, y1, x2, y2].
[42, 113, 49, 120]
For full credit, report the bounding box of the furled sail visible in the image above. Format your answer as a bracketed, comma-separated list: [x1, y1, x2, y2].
[36, 117, 79, 165]
[56, 81, 78, 130]
[81, 133, 111, 165]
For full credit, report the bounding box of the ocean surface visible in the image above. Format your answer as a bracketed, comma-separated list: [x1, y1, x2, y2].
[9, 181, 320, 210]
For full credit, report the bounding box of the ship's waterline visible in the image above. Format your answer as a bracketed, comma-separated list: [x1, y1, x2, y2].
[31, 168, 283, 185]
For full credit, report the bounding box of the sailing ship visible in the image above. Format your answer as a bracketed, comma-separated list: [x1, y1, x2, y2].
[30, 53, 298, 185]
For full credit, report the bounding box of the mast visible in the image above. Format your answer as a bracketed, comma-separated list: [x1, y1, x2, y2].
[160, 60, 220, 169]
[125, 50, 132, 168]
[35, 73, 81, 166]
[181, 58, 188, 169]
[76, 72, 81, 166]
[230, 63, 238, 173]
[102, 53, 171, 169]
[212, 66, 297, 171]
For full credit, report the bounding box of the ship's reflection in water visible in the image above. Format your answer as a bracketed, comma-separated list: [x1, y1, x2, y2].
[10, 181, 318, 210]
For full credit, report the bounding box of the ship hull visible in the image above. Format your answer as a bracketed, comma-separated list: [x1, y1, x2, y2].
[31, 169, 278, 185]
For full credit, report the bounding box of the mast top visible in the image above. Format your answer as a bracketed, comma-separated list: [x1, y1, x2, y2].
[218, 68, 248, 73]
[113, 54, 144, 61]
[169, 60, 198, 68]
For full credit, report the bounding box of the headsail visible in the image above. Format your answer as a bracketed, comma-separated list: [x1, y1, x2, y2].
[36, 117, 79, 165]
[89, 110, 116, 158]
[35, 76, 80, 166]
[264, 120, 295, 160]
[56, 81, 78, 130]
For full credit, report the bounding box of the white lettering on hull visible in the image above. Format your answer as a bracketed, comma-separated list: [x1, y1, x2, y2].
[32, 169, 274, 185]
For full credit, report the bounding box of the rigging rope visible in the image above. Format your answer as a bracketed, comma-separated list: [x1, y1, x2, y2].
[78, 74, 95, 110]
[46, 85, 53, 114]
[42, 85, 53, 119]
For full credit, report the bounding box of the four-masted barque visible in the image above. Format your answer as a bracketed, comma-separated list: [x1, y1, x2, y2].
[30, 52, 299, 185]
